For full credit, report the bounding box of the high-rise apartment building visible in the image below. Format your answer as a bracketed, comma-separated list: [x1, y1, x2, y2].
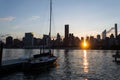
[23, 32, 34, 48]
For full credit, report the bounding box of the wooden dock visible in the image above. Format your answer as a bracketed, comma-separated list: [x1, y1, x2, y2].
[0, 42, 29, 76]
[2, 58, 28, 66]
[0, 42, 56, 75]
[0, 59, 28, 75]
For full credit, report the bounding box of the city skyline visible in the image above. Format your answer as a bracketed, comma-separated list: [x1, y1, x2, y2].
[0, 0, 120, 39]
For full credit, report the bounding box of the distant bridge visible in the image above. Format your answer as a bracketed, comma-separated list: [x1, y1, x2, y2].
[102, 23, 119, 39]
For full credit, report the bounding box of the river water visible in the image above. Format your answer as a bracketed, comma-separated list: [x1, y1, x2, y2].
[0, 49, 120, 80]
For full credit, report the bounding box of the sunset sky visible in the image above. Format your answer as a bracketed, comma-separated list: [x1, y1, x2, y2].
[0, 0, 120, 39]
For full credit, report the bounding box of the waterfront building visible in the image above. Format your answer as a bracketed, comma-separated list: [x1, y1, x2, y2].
[13, 39, 23, 48]
[6, 36, 13, 48]
[23, 32, 34, 48]
[109, 34, 115, 47]
[97, 34, 101, 41]
[54, 33, 62, 47]
[41, 34, 50, 47]
[69, 33, 74, 47]
[74, 37, 80, 47]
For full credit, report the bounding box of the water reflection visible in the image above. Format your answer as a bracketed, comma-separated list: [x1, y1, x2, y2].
[23, 49, 33, 58]
[1, 49, 120, 80]
[63, 49, 72, 79]
[3, 49, 11, 60]
[83, 50, 89, 73]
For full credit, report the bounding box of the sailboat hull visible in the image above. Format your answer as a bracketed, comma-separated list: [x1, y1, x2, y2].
[23, 56, 57, 72]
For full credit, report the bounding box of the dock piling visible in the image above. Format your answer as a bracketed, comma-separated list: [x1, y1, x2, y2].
[0, 42, 3, 66]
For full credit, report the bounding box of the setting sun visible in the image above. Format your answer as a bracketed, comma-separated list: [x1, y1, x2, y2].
[83, 40, 87, 47]
[81, 40, 89, 49]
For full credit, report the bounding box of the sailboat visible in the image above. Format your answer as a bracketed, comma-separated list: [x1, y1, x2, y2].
[24, 0, 57, 71]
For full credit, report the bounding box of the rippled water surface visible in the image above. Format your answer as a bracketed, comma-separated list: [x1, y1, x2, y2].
[1, 49, 120, 80]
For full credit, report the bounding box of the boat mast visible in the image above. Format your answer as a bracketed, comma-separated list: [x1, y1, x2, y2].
[49, 0, 52, 40]
[49, 0, 52, 50]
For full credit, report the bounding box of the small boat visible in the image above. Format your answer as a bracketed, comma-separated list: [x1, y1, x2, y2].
[112, 50, 120, 57]
[113, 50, 120, 62]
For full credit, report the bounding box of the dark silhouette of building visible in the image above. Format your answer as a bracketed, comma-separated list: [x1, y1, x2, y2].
[96, 34, 102, 49]
[54, 33, 62, 47]
[81, 37, 84, 41]
[90, 36, 95, 49]
[68, 33, 74, 47]
[115, 23, 118, 38]
[109, 34, 115, 49]
[23, 32, 34, 48]
[97, 34, 101, 40]
[64, 24, 69, 47]
[74, 37, 80, 47]
[102, 30, 106, 39]
[6, 36, 13, 48]
[41, 34, 50, 47]
[65, 24, 69, 39]
[33, 38, 41, 46]
[2, 23, 120, 50]
[13, 39, 23, 48]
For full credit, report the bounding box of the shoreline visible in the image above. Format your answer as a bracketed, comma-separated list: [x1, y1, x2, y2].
[3, 47, 120, 50]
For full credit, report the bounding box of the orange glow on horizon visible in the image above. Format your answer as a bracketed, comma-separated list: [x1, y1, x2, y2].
[83, 40, 87, 47]
[81, 40, 89, 49]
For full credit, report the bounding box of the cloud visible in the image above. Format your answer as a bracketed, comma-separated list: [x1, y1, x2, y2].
[13, 25, 21, 30]
[0, 16, 16, 22]
[30, 16, 40, 21]
[12, 16, 41, 30]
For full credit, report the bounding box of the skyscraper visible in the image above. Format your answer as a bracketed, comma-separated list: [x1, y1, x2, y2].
[97, 34, 101, 40]
[115, 23, 118, 38]
[23, 32, 34, 48]
[6, 36, 13, 48]
[102, 30, 106, 39]
[65, 24, 69, 39]
[64, 24, 69, 47]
